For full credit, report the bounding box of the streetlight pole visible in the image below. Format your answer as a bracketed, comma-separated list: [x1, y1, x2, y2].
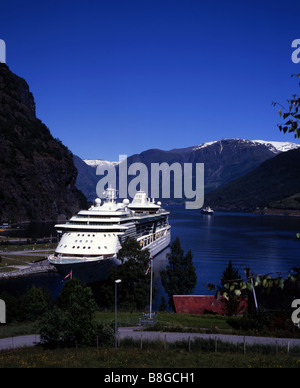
[149, 257, 153, 319]
[115, 279, 122, 349]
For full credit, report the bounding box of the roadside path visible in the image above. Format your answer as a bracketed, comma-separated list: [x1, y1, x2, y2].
[0, 335, 41, 351]
[1, 328, 300, 351]
[119, 327, 300, 348]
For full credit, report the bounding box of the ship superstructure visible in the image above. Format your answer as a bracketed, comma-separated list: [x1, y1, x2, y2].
[48, 188, 171, 283]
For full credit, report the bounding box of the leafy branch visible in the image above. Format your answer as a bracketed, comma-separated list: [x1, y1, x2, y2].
[206, 267, 300, 301]
[272, 74, 300, 139]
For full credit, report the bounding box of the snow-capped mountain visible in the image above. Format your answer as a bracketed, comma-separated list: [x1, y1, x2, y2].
[193, 139, 300, 154]
[76, 138, 300, 201]
[83, 139, 300, 169]
[251, 140, 300, 153]
[83, 159, 119, 169]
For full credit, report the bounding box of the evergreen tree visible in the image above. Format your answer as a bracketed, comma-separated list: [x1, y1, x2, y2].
[100, 238, 151, 310]
[219, 260, 241, 316]
[160, 237, 197, 310]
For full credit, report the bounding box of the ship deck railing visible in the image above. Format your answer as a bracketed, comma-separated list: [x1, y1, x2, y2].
[48, 254, 105, 264]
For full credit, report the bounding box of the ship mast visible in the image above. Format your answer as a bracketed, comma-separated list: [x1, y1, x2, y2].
[105, 187, 117, 203]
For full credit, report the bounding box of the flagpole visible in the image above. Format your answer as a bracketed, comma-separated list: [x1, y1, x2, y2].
[150, 257, 153, 319]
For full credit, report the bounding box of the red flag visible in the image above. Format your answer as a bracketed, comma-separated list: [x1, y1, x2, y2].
[64, 271, 72, 280]
[146, 257, 153, 275]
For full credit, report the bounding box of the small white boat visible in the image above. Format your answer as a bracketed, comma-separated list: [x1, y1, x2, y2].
[201, 206, 214, 215]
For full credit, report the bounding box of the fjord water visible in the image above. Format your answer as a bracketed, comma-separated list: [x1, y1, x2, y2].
[163, 206, 300, 296]
[1, 209, 299, 310]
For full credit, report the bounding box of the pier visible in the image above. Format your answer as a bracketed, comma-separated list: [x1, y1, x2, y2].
[0, 255, 57, 280]
[0, 261, 57, 280]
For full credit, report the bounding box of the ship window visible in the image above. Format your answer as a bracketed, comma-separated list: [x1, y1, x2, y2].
[77, 234, 80, 236]
[86, 240, 88, 243]
[77, 246, 80, 249]
[75, 240, 78, 242]
[88, 247, 91, 249]
[83, 247, 86, 249]
[104, 234, 106, 237]
[98, 247, 101, 249]
[88, 234, 90, 237]
[104, 246, 107, 249]
[72, 246, 75, 249]
[93, 234, 95, 237]
[80, 240, 82, 243]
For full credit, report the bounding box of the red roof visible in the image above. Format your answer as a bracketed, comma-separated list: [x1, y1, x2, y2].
[173, 295, 247, 315]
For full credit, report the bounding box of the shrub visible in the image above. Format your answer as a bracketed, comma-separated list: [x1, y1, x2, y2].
[39, 279, 103, 347]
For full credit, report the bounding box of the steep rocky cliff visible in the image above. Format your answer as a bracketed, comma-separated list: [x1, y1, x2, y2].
[0, 63, 86, 223]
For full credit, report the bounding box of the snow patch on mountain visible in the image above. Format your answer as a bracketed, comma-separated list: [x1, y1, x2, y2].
[193, 139, 300, 154]
[83, 159, 119, 168]
[252, 140, 300, 153]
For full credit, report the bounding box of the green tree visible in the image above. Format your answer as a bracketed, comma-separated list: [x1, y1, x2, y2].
[22, 286, 51, 321]
[218, 260, 242, 316]
[40, 278, 102, 346]
[39, 306, 66, 346]
[160, 237, 197, 310]
[100, 238, 151, 310]
[58, 279, 98, 345]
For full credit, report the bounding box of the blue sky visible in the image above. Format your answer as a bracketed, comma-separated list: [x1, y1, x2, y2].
[1, 0, 300, 161]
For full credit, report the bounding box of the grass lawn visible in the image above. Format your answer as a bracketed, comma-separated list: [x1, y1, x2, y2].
[157, 312, 236, 331]
[0, 243, 56, 269]
[95, 311, 237, 332]
[0, 344, 299, 368]
[0, 321, 39, 339]
[1, 312, 300, 368]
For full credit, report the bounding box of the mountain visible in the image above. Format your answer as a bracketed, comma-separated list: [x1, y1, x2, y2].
[0, 63, 86, 223]
[83, 159, 120, 169]
[251, 140, 300, 153]
[75, 139, 299, 202]
[205, 148, 300, 213]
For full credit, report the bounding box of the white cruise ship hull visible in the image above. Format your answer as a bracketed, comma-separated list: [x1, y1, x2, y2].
[49, 232, 171, 284]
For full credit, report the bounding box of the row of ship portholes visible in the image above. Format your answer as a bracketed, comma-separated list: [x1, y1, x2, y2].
[59, 244, 108, 250]
[58, 232, 116, 251]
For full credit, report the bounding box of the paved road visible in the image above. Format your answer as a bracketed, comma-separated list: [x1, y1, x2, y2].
[0, 335, 41, 351]
[119, 327, 300, 348]
[1, 328, 299, 352]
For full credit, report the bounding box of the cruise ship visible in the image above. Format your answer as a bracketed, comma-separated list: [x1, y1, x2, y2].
[48, 188, 171, 283]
